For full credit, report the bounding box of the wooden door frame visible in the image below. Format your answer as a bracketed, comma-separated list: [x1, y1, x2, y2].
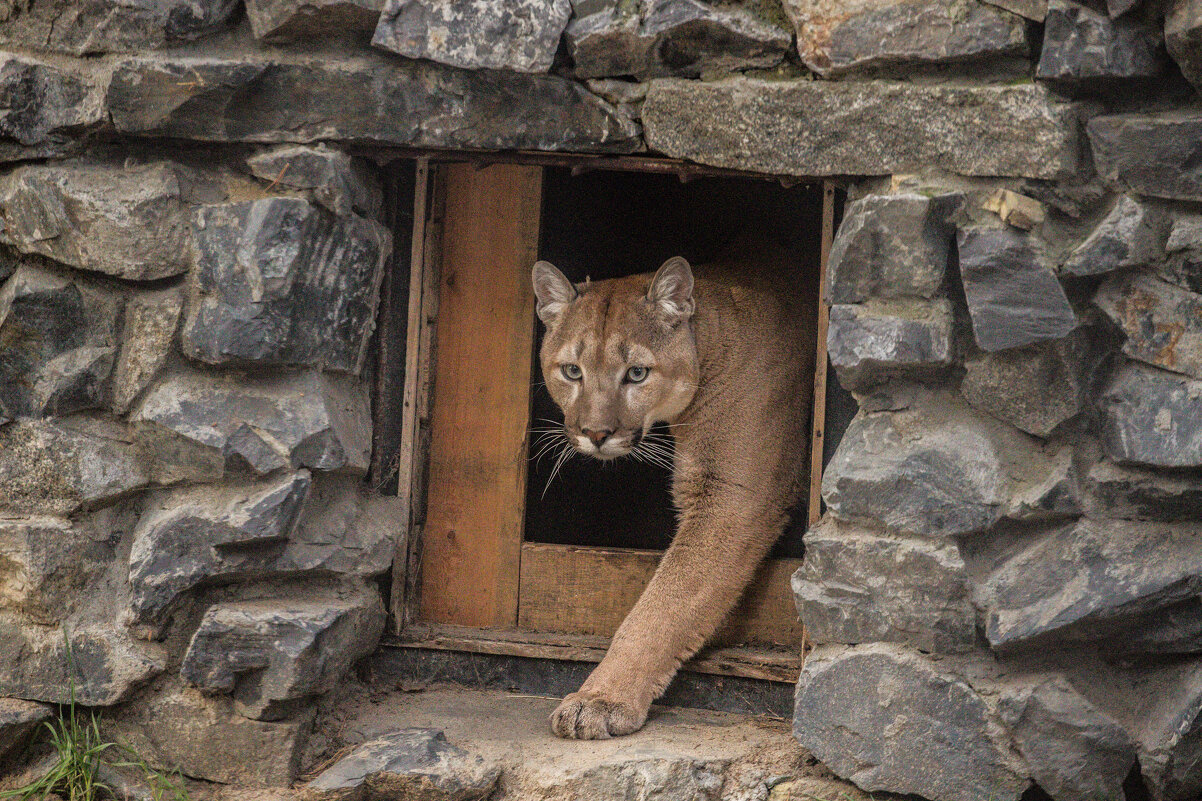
[388, 158, 838, 679]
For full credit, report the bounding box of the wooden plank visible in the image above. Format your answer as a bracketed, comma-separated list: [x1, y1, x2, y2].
[387, 623, 802, 683]
[517, 543, 804, 647]
[808, 181, 837, 526]
[419, 163, 543, 628]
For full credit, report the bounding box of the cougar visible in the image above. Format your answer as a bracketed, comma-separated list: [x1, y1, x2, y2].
[531, 237, 815, 739]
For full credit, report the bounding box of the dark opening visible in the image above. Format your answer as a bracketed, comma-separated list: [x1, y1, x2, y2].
[523, 167, 824, 556]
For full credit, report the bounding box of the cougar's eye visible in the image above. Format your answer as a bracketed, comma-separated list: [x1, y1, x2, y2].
[625, 366, 649, 384]
[561, 364, 583, 381]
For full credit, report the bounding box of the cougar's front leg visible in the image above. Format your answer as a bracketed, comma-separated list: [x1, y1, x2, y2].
[550, 473, 785, 739]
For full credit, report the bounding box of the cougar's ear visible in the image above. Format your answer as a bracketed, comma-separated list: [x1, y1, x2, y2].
[532, 261, 577, 326]
[647, 256, 694, 324]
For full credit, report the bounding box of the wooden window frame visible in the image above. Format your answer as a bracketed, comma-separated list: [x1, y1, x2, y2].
[387, 157, 836, 683]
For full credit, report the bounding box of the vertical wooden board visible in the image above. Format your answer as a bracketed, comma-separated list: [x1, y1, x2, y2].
[419, 163, 543, 628]
[518, 543, 804, 647]
[808, 181, 837, 526]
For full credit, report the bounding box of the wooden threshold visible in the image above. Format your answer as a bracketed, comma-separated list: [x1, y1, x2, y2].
[387, 623, 803, 684]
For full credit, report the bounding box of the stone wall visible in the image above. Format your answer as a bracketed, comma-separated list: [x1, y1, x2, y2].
[0, 0, 1200, 797]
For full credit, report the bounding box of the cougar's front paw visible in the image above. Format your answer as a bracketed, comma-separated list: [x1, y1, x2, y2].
[550, 691, 648, 739]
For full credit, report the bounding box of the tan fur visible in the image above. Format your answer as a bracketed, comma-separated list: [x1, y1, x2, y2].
[532, 238, 816, 739]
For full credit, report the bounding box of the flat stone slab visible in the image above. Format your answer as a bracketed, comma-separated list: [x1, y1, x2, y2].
[1100, 362, 1202, 468]
[106, 53, 639, 154]
[1089, 110, 1202, 202]
[0, 54, 105, 161]
[643, 78, 1085, 178]
[1095, 272, 1202, 379]
[0, 0, 239, 55]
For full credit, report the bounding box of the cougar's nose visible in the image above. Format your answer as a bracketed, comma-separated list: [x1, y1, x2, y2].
[582, 428, 613, 447]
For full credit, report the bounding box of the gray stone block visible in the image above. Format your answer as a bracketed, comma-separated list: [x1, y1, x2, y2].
[306, 729, 500, 801]
[0, 418, 149, 517]
[0, 0, 239, 55]
[783, 0, 1029, 76]
[1061, 194, 1172, 277]
[643, 78, 1085, 179]
[793, 643, 1028, 801]
[1166, 0, 1202, 93]
[1096, 272, 1202, 380]
[1037, 0, 1165, 91]
[108, 684, 312, 786]
[131, 368, 372, 478]
[127, 472, 395, 630]
[106, 54, 640, 154]
[183, 198, 390, 374]
[246, 145, 383, 218]
[822, 392, 1049, 536]
[181, 589, 384, 720]
[1089, 111, 1202, 202]
[565, 0, 791, 80]
[248, 0, 382, 41]
[0, 161, 195, 280]
[1100, 362, 1202, 468]
[961, 324, 1100, 437]
[374, 0, 571, 73]
[957, 227, 1077, 352]
[0, 265, 122, 420]
[826, 298, 955, 392]
[111, 289, 183, 416]
[1161, 208, 1202, 293]
[827, 193, 959, 303]
[792, 518, 977, 653]
[0, 618, 163, 706]
[0, 518, 109, 626]
[1084, 458, 1202, 522]
[0, 698, 53, 768]
[966, 517, 1202, 652]
[997, 676, 1136, 801]
[0, 54, 105, 161]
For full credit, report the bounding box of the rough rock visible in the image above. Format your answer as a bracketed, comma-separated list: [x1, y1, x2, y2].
[565, 0, 791, 80]
[127, 472, 395, 630]
[1084, 458, 1202, 522]
[181, 590, 385, 720]
[1004, 444, 1082, 520]
[246, 145, 383, 218]
[983, 0, 1048, 20]
[0, 518, 109, 625]
[0, 0, 239, 55]
[131, 368, 372, 479]
[106, 55, 640, 154]
[997, 676, 1136, 801]
[0, 54, 105, 161]
[1095, 272, 1202, 380]
[982, 188, 1046, 231]
[108, 685, 312, 786]
[827, 193, 959, 303]
[0, 161, 194, 280]
[0, 618, 162, 706]
[956, 227, 1077, 352]
[374, 0, 571, 73]
[826, 298, 954, 391]
[183, 198, 390, 373]
[1166, 0, 1202, 93]
[643, 79, 1085, 179]
[1036, 0, 1165, 92]
[961, 324, 1100, 436]
[965, 517, 1202, 652]
[306, 729, 501, 801]
[1161, 208, 1202, 293]
[1089, 111, 1202, 202]
[111, 289, 183, 416]
[782, 0, 1029, 76]
[247, 0, 383, 41]
[0, 265, 121, 419]
[792, 518, 976, 653]
[821, 392, 1047, 536]
[793, 644, 1027, 801]
[1100, 362, 1202, 468]
[0, 418, 149, 517]
[1061, 194, 1172, 277]
[0, 698, 53, 767]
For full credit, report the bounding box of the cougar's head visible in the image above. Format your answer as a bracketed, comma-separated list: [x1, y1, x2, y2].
[531, 258, 700, 460]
